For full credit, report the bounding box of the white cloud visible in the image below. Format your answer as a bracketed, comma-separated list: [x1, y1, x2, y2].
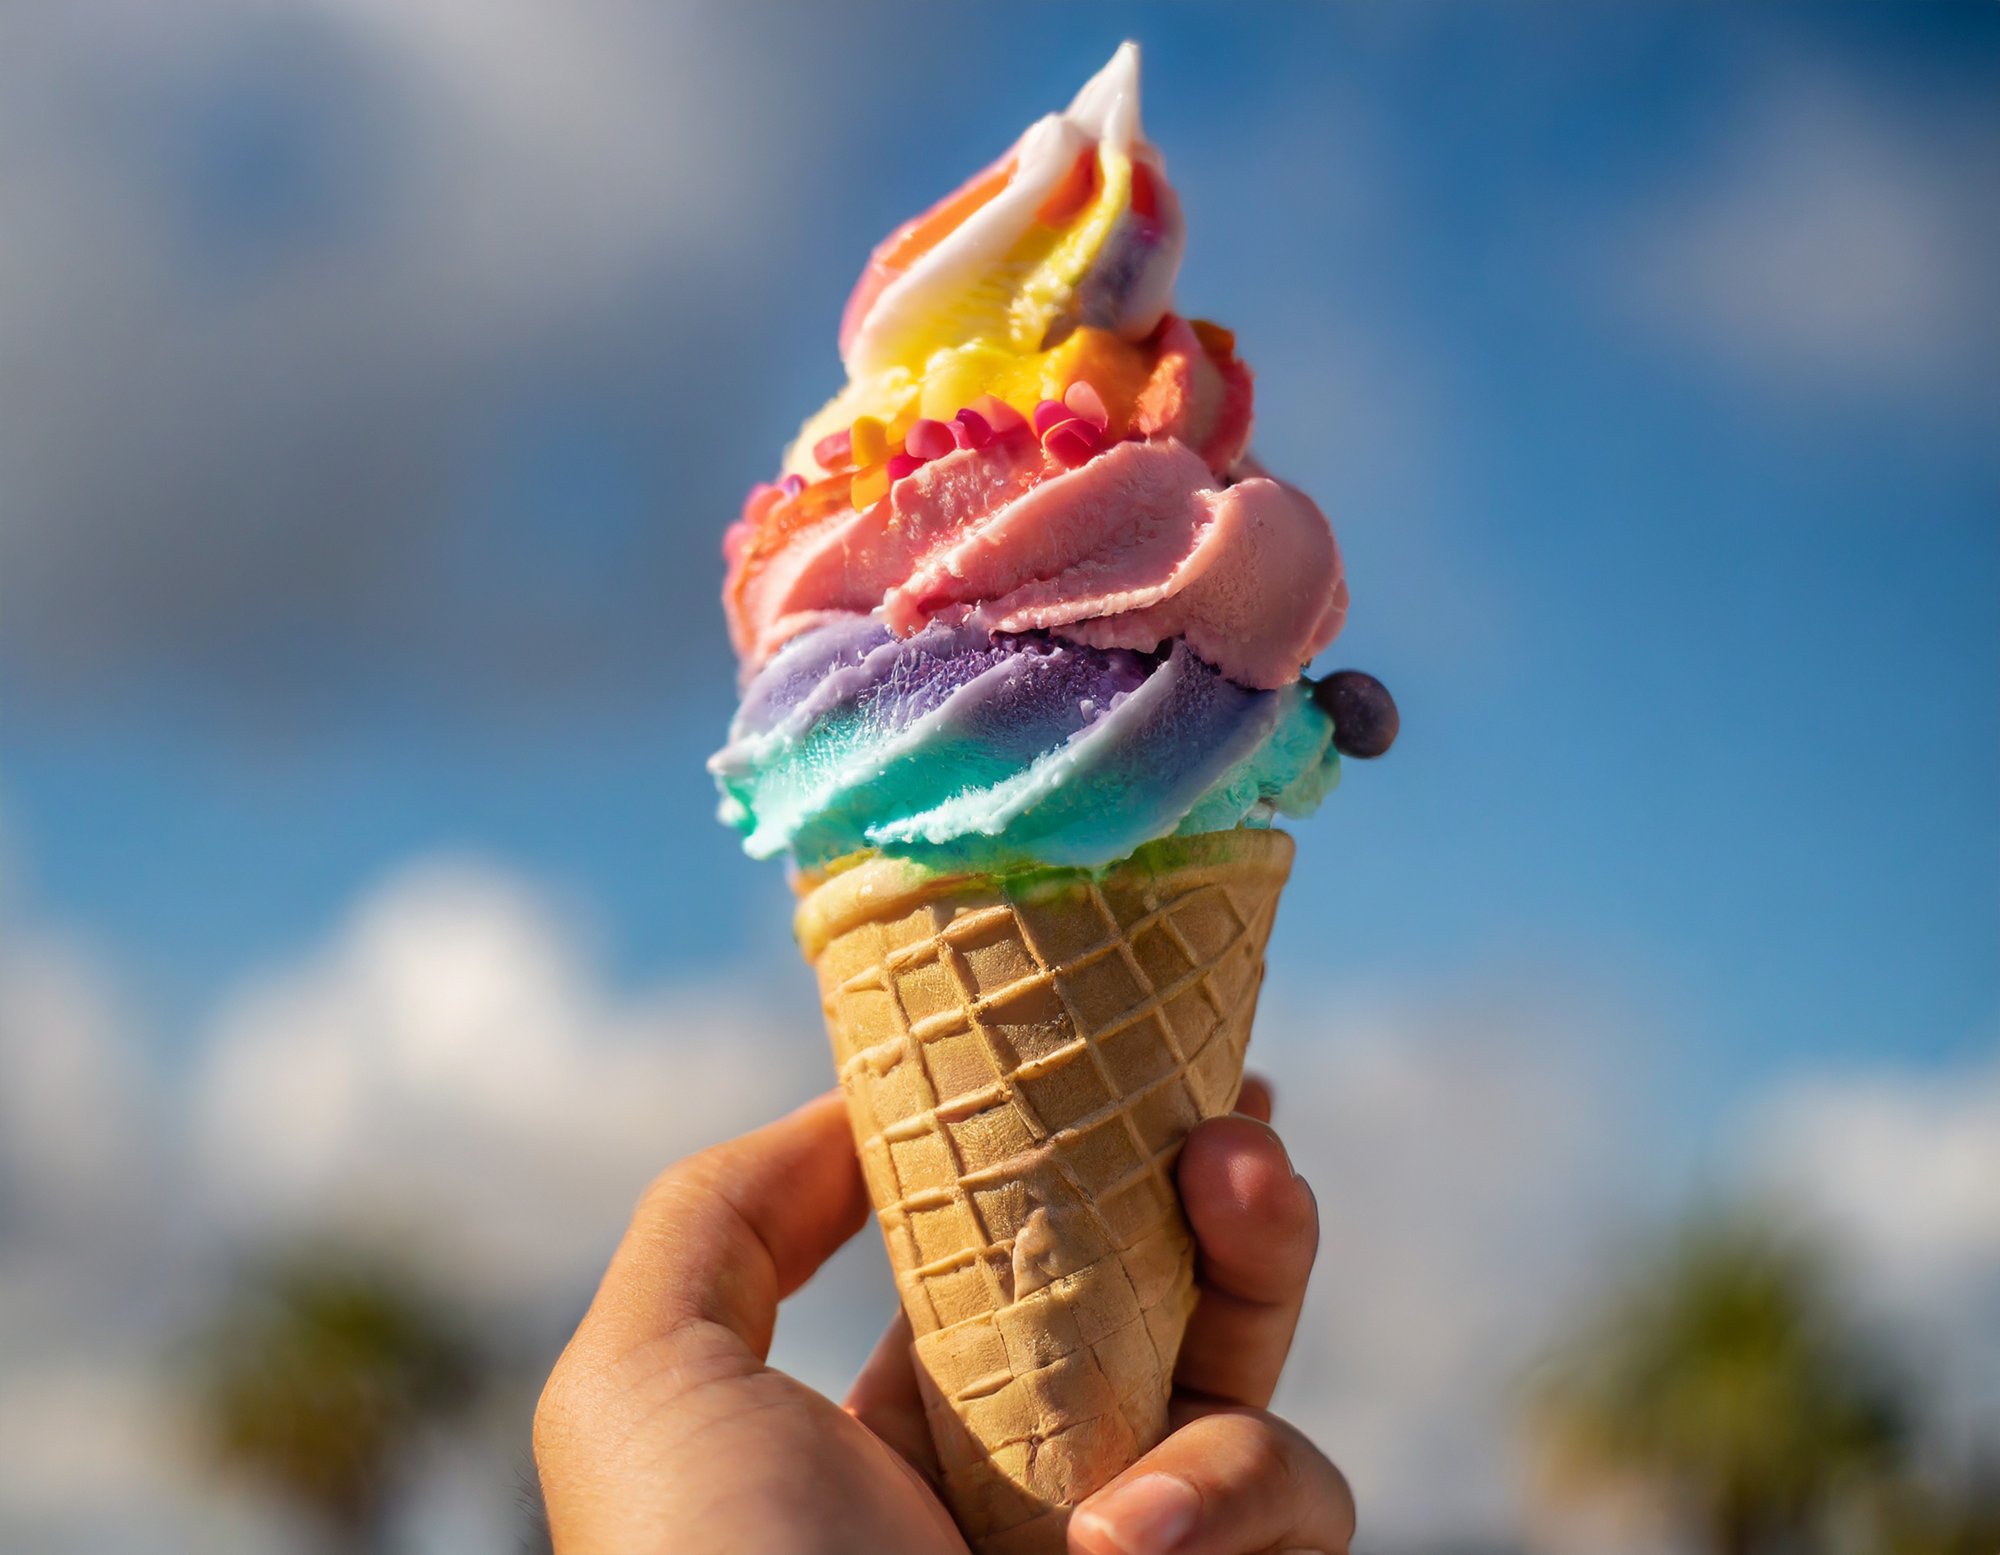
[193, 855, 816, 1309]
[1611, 71, 1999, 399]
[0, 1354, 297, 1555]
[1759, 1056, 2000, 1296]
[0, 927, 280, 1554]
[0, 1, 748, 347]
[1752, 1049, 2000, 1453]
[1256, 991, 1640, 1550]
[0, 1, 798, 699]
[0, 854, 820, 1550]
[0, 930, 160, 1248]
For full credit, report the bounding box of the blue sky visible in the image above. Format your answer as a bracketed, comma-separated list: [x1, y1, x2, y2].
[6, 3, 1993, 1105]
[2, 6, 1996, 1549]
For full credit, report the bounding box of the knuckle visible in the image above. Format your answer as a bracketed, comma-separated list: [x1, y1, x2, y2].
[1198, 1409, 1354, 1550]
[531, 1362, 582, 1467]
[532, 1336, 627, 1468]
[1223, 1410, 1300, 1497]
[635, 1158, 698, 1220]
[632, 1159, 730, 1254]
[1268, 1425, 1308, 1506]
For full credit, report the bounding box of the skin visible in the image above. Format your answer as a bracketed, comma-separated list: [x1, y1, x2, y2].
[535, 1076, 1355, 1555]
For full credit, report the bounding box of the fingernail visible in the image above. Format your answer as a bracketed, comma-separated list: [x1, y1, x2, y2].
[1073, 1473, 1200, 1554]
[1262, 1124, 1307, 1186]
[1261, 1122, 1294, 1164]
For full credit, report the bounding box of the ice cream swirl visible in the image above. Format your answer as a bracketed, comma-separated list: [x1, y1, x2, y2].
[714, 617, 1337, 872]
[714, 46, 1368, 872]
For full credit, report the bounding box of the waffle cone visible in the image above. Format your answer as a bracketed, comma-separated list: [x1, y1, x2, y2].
[794, 829, 1293, 1554]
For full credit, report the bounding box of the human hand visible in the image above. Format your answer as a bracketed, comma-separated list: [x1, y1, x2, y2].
[534, 1078, 1354, 1554]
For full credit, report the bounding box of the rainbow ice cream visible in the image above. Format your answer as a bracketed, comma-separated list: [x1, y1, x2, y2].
[710, 47, 1398, 1547]
[712, 41, 1394, 873]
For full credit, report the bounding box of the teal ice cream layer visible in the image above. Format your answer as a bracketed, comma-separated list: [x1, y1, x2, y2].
[710, 617, 1338, 873]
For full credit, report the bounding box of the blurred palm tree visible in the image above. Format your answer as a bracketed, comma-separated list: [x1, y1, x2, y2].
[190, 1249, 483, 1554]
[1527, 1214, 1906, 1555]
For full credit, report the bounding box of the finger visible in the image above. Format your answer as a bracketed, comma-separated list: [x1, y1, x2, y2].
[843, 1311, 939, 1480]
[581, 1089, 869, 1362]
[1234, 1074, 1274, 1124]
[1069, 1408, 1355, 1555]
[1171, 1115, 1318, 1409]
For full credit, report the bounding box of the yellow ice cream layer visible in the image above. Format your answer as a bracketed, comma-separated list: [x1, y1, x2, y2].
[783, 150, 1148, 477]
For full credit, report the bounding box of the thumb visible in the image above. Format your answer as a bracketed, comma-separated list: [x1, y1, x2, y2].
[582, 1088, 869, 1363]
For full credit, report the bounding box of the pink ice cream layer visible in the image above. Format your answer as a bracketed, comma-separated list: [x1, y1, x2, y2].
[732, 433, 1346, 691]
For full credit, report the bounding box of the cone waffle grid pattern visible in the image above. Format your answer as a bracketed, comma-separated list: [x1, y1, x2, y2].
[802, 834, 1291, 1552]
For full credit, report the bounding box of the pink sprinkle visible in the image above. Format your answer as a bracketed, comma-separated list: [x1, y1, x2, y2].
[779, 472, 807, 498]
[1043, 419, 1102, 468]
[969, 393, 1025, 433]
[905, 418, 955, 462]
[951, 409, 994, 450]
[811, 427, 853, 471]
[1032, 399, 1074, 438]
[1036, 410, 1082, 446]
[886, 451, 925, 482]
[1062, 380, 1109, 430]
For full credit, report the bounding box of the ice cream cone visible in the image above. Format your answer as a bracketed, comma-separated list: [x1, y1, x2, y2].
[794, 829, 1293, 1554]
